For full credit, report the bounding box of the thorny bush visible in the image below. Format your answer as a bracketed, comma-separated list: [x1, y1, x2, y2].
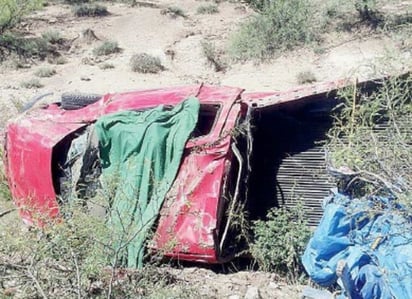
[250, 204, 311, 281]
[327, 74, 412, 202]
[229, 0, 318, 60]
[0, 0, 42, 34]
[0, 200, 194, 298]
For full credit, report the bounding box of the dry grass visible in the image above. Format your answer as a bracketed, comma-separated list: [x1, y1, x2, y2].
[201, 40, 226, 72]
[41, 30, 63, 44]
[72, 3, 109, 17]
[160, 6, 186, 18]
[93, 41, 120, 56]
[20, 78, 43, 89]
[197, 4, 219, 14]
[99, 62, 115, 70]
[48, 55, 68, 65]
[130, 53, 164, 73]
[34, 67, 56, 78]
[296, 70, 317, 84]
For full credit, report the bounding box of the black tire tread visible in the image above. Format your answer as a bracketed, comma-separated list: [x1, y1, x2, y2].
[61, 92, 102, 110]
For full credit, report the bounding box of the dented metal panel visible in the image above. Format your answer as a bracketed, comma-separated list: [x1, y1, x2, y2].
[242, 79, 347, 108]
[5, 120, 88, 225]
[154, 100, 243, 263]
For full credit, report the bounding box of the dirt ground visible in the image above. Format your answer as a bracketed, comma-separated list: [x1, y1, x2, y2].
[0, 1, 411, 298]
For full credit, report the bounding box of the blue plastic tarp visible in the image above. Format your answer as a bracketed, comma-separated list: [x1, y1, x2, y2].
[302, 191, 412, 299]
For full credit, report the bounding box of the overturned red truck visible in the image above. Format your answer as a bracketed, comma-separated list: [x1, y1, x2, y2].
[4, 80, 350, 263]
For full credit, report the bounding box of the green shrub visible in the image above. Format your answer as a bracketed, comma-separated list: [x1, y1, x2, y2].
[0, 194, 196, 297]
[2, 56, 26, 69]
[64, 0, 89, 4]
[244, 0, 269, 11]
[130, 53, 164, 73]
[0, 33, 49, 60]
[160, 6, 186, 18]
[20, 78, 43, 88]
[34, 67, 56, 77]
[48, 55, 67, 64]
[201, 40, 226, 72]
[296, 70, 317, 84]
[72, 3, 109, 17]
[93, 40, 120, 56]
[197, 4, 219, 14]
[354, 0, 380, 22]
[0, 0, 43, 34]
[327, 75, 412, 200]
[229, 0, 318, 60]
[0, 149, 11, 201]
[320, 0, 389, 30]
[0, 203, 110, 298]
[99, 62, 115, 69]
[250, 205, 311, 279]
[41, 30, 63, 44]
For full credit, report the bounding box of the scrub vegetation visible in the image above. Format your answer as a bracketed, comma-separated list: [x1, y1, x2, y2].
[250, 205, 311, 281]
[201, 40, 226, 72]
[0, 0, 43, 34]
[93, 40, 120, 56]
[99, 62, 115, 70]
[20, 78, 43, 88]
[160, 6, 186, 18]
[130, 53, 164, 73]
[229, 0, 412, 61]
[41, 30, 64, 45]
[229, 0, 318, 61]
[327, 74, 412, 201]
[197, 4, 219, 15]
[72, 3, 109, 17]
[0, 199, 196, 298]
[35, 66, 56, 77]
[296, 70, 317, 84]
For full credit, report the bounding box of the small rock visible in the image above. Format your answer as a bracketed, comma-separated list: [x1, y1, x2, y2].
[80, 76, 91, 81]
[244, 286, 261, 299]
[81, 57, 94, 65]
[268, 281, 279, 289]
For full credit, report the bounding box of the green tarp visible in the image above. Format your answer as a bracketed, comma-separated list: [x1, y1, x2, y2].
[95, 97, 199, 268]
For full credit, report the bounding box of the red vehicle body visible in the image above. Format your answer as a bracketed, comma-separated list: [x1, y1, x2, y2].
[4, 81, 348, 263]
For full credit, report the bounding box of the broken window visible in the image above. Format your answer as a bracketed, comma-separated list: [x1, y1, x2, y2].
[191, 104, 220, 138]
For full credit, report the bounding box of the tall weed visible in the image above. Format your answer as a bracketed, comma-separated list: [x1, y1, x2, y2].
[0, 0, 43, 34]
[327, 74, 412, 200]
[250, 204, 311, 280]
[229, 0, 318, 60]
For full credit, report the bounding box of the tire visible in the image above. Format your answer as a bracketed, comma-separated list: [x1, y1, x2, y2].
[60, 92, 102, 110]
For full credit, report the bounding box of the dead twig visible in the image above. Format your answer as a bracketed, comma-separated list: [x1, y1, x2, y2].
[26, 259, 48, 299]
[0, 208, 17, 218]
[70, 248, 82, 299]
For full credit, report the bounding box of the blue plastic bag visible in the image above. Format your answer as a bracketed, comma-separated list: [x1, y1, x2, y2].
[302, 191, 412, 299]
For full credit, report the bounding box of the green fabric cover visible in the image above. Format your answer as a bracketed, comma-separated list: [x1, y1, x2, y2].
[95, 97, 199, 268]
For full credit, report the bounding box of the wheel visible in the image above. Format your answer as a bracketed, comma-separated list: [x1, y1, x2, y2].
[60, 92, 102, 110]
